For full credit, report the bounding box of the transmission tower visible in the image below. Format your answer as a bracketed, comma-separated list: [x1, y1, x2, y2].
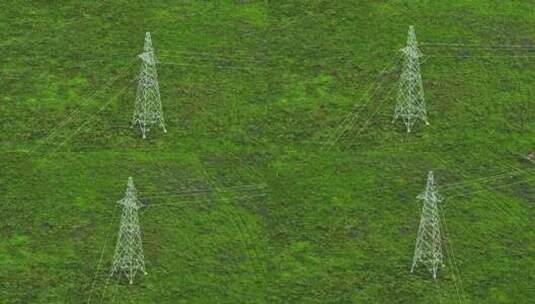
[393, 25, 429, 133]
[411, 171, 444, 279]
[110, 177, 147, 284]
[132, 32, 167, 139]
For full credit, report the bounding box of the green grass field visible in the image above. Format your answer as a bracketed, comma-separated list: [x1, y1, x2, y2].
[1, 1, 534, 303]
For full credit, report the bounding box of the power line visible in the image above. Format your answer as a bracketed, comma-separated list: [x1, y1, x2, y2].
[30, 59, 137, 154]
[325, 59, 398, 149]
[86, 206, 119, 304]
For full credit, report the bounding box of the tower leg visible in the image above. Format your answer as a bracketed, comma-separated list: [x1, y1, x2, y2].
[160, 119, 167, 133]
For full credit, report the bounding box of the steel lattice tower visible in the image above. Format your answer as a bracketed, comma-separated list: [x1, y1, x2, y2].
[110, 177, 147, 284]
[411, 171, 444, 279]
[132, 32, 167, 139]
[393, 26, 429, 133]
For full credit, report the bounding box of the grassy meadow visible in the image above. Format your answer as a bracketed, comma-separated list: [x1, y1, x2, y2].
[0, 1, 534, 303]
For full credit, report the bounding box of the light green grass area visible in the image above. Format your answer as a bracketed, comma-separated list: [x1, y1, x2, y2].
[1, 1, 534, 303]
